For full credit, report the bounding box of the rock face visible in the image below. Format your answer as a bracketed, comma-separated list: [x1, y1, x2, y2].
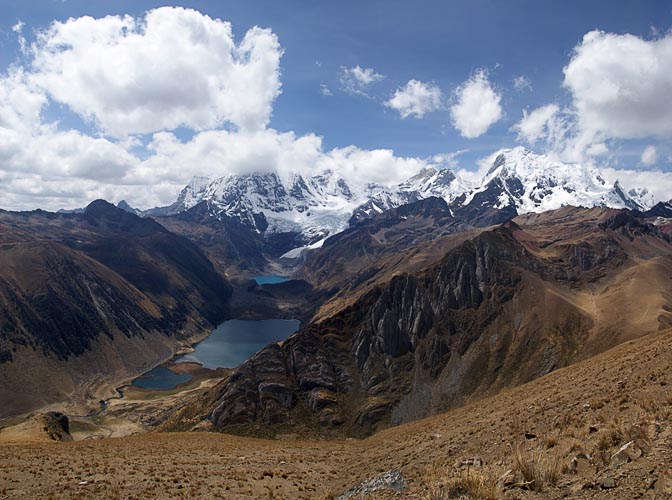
[203, 206, 672, 437]
[155, 200, 270, 272]
[0, 201, 232, 417]
[299, 196, 489, 315]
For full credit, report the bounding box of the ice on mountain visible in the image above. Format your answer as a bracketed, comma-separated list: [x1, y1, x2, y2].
[156, 146, 653, 255]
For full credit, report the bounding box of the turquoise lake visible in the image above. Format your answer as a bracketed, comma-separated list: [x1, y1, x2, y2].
[131, 318, 300, 390]
[252, 275, 290, 285]
[176, 318, 300, 369]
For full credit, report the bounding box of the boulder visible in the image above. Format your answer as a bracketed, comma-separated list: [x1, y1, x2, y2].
[39, 412, 72, 442]
[601, 477, 617, 489]
[337, 469, 405, 500]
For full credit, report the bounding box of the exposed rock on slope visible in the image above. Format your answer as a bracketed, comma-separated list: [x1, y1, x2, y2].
[200, 206, 672, 437]
[0, 201, 232, 418]
[301, 197, 464, 294]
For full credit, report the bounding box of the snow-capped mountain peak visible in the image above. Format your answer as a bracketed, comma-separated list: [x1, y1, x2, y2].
[148, 147, 655, 257]
[179, 176, 211, 210]
[399, 165, 470, 203]
[466, 147, 649, 213]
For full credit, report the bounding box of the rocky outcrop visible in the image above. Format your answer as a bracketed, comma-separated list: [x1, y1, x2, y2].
[210, 320, 358, 430]
[201, 206, 672, 437]
[39, 412, 72, 442]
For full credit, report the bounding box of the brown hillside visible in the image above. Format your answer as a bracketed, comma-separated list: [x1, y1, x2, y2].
[0, 201, 232, 418]
[2, 328, 671, 499]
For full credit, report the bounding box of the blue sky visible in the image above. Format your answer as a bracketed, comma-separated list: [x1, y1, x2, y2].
[1, 0, 671, 209]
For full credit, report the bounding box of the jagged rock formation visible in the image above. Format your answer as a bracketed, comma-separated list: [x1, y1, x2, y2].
[199, 206, 672, 437]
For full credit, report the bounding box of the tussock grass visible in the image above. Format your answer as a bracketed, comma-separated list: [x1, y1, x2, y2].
[595, 426, 623, 451]
[444, 472, 500, 500]
[543, 435, 558, 449]
[513, 443, 561, 492]
[424, 464, 501, 500]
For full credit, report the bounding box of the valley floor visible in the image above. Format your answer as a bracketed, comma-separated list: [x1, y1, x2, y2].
[2, 329, 672, 499]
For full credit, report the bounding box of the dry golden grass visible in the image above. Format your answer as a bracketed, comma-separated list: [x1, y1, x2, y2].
[512, 444, 562, 492]
[595, 426, 623, 451]
[423, 464, 501, 500]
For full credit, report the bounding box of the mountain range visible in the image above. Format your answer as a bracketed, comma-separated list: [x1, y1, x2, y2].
[139, 147, 653, 261]
[2, 146, 670, 425]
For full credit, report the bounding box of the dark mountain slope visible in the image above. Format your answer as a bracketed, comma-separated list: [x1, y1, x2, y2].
[299, 197, 490, 319]
[0, 201, 232, 418]
[154, 200, 268, 275]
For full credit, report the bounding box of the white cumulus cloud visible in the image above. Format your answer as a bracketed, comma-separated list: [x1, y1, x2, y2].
[515, 30, 672, 164]
[385, 79, 443, 119]
[0, 9, 431, 212]
[563, 30, 672, 141]
[4, 14, 671, 212]
[28, 7, 283, 136]
[450, 70, 503, 138]
[138, 128, 428, 190]
[514, 104, 561, 144]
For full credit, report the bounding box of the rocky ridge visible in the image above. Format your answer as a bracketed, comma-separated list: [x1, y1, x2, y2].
[181, 206, 672, 437]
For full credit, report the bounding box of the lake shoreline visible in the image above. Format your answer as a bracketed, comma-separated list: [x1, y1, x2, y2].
[130, 317, 300, 391]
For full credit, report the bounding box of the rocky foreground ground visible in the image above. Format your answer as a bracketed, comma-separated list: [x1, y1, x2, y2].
[2, 328, 672, 499]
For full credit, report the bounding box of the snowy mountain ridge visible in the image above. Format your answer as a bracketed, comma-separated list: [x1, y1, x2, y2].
[148, 147, 654, 255]
[465, 147, 651, 213]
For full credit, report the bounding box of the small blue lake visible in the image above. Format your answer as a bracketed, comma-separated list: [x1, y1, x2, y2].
[252, 275, 290, 285]
[131, 318, 300, 390]
[176, 318, 300, 369]
[131, 366, 192, 390]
